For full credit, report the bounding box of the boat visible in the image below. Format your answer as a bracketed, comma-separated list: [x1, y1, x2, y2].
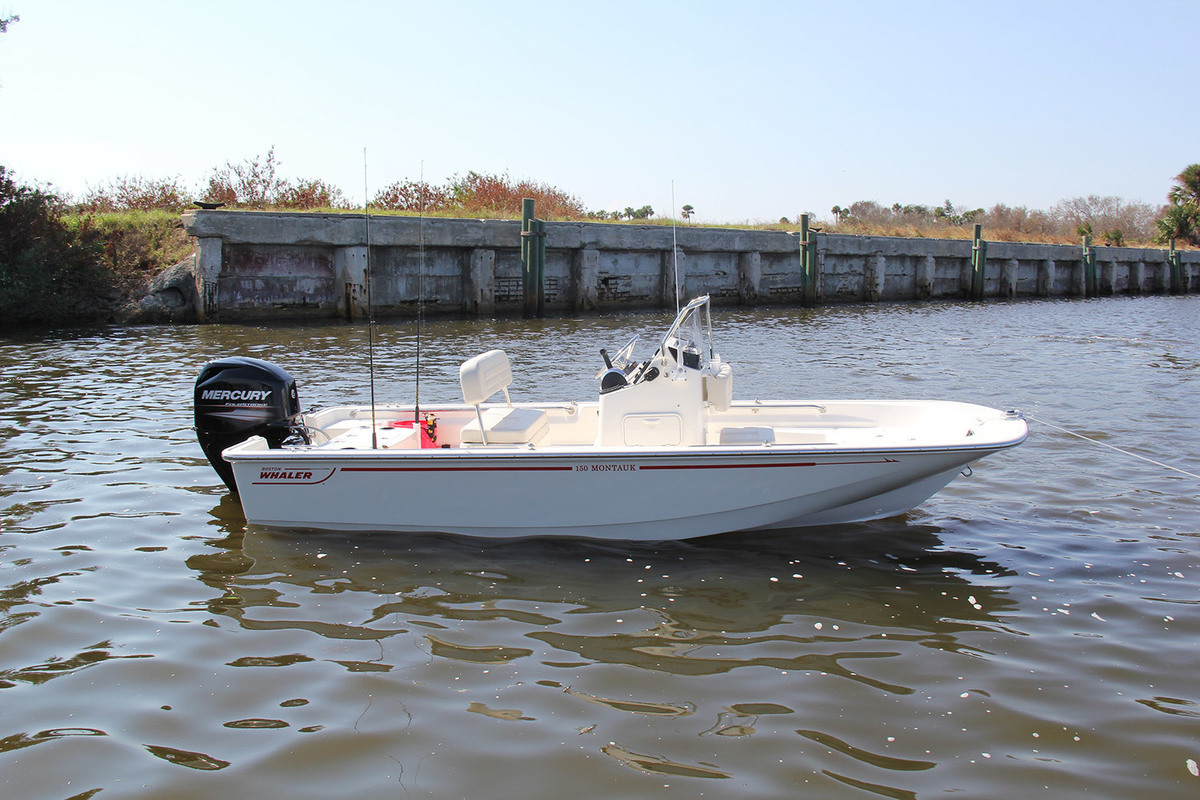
[194, 295, 1027, 540]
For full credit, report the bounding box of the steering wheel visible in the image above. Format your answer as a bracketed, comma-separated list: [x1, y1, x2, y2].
[595, 334, 640, 379]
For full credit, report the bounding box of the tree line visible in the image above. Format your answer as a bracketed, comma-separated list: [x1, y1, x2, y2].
[826, 167, 1199, 247]
[2, 153, 1197, 327]
[73, 148, 651, 222]
[67, 148, 1200, 247]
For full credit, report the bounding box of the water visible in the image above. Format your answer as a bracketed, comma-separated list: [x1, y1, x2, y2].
[2, 297, 1198, 799]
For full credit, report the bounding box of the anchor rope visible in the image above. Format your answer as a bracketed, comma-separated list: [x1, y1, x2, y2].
[1029, 415, 1200, 482]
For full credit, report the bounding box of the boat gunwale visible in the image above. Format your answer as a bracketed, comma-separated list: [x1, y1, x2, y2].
[222, 428, 1028, 463]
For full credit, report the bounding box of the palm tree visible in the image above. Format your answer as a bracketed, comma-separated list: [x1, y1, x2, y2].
[1168, 164, 1200, 207]
[1160, 164, 1200, 244]
[1157, 204, 1196, 244]
[681, 204, 694, 222]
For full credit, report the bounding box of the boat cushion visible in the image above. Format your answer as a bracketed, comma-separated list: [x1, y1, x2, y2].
[460, 349, 513, 406]
[460, 406, 549, 445]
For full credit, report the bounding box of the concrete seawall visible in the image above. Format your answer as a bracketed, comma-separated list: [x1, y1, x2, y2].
[181, 210, 1198, 321]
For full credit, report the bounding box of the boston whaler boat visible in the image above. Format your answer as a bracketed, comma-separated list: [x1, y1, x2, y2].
[195, 296, 1026, 539]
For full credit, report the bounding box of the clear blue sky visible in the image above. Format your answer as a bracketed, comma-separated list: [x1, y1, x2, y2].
[1, 0, 1195, 223]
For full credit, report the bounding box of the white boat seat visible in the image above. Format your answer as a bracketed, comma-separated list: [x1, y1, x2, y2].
[459, 349, 548, 445]
[461, 406, 549, 445]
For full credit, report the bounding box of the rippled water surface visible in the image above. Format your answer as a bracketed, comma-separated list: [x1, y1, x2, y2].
[2, 297, 1199, 799]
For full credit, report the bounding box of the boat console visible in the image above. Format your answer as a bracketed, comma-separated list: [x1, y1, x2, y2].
[595, 295, 732, 447]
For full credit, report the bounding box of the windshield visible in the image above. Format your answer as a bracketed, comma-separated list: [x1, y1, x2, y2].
[658, 295, 713, 371]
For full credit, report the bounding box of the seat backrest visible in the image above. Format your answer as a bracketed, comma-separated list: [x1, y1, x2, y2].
[460, 350, 512, 406]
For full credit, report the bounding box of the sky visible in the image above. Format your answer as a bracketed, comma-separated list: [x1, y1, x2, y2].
[0, 0, 1196, 224]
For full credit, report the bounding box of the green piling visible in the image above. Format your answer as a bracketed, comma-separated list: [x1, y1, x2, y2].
[970, 224, 987, 301]
[535, 218, 547, 317]
[1168, 237, 1184, 294]
[799, 214, 817, 306]
[521, 198, 536, 318]
[1082, 235, 1097, 297]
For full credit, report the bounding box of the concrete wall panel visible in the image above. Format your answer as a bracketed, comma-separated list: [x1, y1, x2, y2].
[219, 244, 336, 314]
[181, 211, 1200, 320]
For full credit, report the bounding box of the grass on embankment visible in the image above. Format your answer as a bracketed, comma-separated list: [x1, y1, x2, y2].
[258, 205, 1173, 248]
[64, 210, 195, 275]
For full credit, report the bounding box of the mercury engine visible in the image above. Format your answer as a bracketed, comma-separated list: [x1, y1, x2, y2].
[194, 356, 308, 493]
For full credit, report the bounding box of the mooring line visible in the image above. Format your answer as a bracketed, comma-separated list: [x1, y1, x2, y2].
[1029, 415, 1200, 481]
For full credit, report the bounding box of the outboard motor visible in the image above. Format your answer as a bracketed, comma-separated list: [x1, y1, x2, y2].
[194, 356, 308, 493]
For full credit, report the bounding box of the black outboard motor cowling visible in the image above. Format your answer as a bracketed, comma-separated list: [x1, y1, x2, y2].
[194, 356, 307, 492]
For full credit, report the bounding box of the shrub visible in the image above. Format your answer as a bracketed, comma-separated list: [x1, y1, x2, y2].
[370, 171, 588, 220]
[276, 178, 347, 210]
[198, 148, 351, 210]
[372, 179, 450, 212]
[1051, 195, 1157, 242]
[77, 175, 193, 213]
[448, 171, 587, 219]
[0, 166, 110, 325]
[200, 147, 288, 209]
[983, 204, 1061, 237]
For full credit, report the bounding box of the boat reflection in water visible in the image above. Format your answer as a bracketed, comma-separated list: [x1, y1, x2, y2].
[193, 499, 1017, 682]
[181, 503, 1023, 792]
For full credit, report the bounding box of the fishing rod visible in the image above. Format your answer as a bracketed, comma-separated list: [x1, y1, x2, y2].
[671, 179, 680, 314]
[364, 148, 378, 449]
[415, 161, 426, 425]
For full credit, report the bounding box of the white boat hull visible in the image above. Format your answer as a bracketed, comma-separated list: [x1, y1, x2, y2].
[223, 401, 1025, 540]
[202, 296, 1027, 540]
